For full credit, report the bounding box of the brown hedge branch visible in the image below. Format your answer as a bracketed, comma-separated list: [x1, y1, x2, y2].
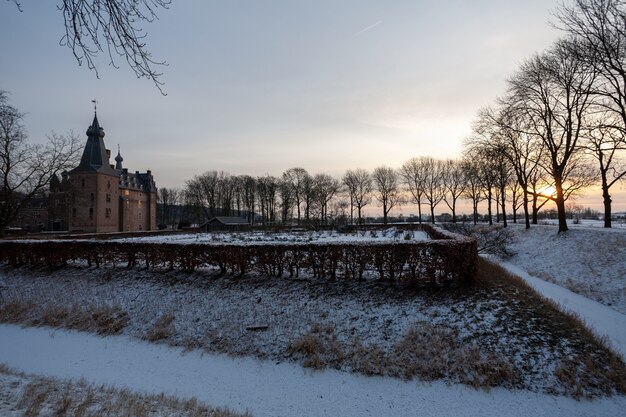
[0, 226, 477, 286]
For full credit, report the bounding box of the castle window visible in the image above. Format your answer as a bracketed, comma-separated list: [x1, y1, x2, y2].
[90, 193, 95, 201]
[107, 180, 111, 189]
[105, 208, 111, 218]
[106, 194, 111, 203]
[81, 178, 85, 187]
[89, 208, 93, 219]
[72, 208, 76, 218]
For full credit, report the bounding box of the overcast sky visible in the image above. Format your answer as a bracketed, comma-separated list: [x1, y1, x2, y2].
[4, 0, 622, 212]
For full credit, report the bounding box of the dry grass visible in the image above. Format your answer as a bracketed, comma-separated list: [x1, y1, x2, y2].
[145, 312, 176, 342]
[0, 365, 251, 417]
[285, 259, 626, 396]
[477, 258, 626, 398]
[287, 323, 345, 370]
[0, 299, 129, 335]
[288, 321, 519, 389]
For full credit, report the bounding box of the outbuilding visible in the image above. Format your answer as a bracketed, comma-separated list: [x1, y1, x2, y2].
[200, 216, 251, 232]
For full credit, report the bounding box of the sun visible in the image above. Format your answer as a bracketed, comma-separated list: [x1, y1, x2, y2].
[538, 185, 557, 198]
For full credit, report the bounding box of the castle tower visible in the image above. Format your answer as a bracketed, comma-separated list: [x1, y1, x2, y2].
[67, 113, 120, 233]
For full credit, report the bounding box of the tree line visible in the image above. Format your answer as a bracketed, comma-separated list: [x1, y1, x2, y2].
[157, 157, 543, 229]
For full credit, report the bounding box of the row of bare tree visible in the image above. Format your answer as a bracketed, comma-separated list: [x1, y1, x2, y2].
[465, 0, 626, 232]
[163, 158, 527, 228]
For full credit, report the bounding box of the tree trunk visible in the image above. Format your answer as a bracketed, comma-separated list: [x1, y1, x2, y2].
[555, 177, 568, 233]
[500, 185, 507, 228]
[487, 188, 493, 226]
[430, 204, 435, 224]
[473, 201, 478, 225]
[496, 199, 500, 223]
[451, 200, 457, 223]
[523, 189, 530, 229]
[383, 202, 388, 225]
[350, 196, 354, 225]
[601, 171, 612, 228]
[417, 200, 422, 224]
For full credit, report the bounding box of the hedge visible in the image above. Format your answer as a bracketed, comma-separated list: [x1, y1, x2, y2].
[0, 225, 478, 286]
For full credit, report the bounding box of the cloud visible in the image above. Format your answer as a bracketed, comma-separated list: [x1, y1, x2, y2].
[351, 20, 382, 37]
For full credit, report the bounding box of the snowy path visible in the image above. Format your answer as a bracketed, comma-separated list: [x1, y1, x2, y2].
[0, 324, 623, 417]
[493, 258, 626, 360]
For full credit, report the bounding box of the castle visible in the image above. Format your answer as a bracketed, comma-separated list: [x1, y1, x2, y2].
[48, 114, 157, 233]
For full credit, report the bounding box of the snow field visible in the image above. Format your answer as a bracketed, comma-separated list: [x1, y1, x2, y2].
[111, 228, 430, 245]
[1, 259, 623, 397]
[1, 324, 625, 417]
[504, 223, 626, 314]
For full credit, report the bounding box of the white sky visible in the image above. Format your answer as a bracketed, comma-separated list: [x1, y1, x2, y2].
[2, 0, 624, 212]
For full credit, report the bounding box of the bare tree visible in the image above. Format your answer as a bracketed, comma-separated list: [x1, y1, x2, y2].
[342, 168, 372, 225]
[256, 175, 278, 226]
[157, 186, 181, 228]
[282, 167, 310, 225]
[0, 91, 81, 235]
[372, 166, 402, 225]
[461, 158, 484, 225]
[508, 41, 597, 232]
[240, 175, 256, 224]
[312, 173, 340, 225]
[582, 123, 626, 226]
[441, 159, 466, 223]
[488, 103, 544, 229]
[8, 1, 171, 92]
[184, 170, 218, 218]
[421, 158, 445, 224]
[556, 0, 626, 226]
[399, 157, 427, 223]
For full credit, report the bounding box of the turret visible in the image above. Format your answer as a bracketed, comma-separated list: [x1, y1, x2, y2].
[115, 145, 124, 170]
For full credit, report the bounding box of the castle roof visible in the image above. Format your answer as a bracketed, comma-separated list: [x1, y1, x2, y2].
[71, 114, 117, 176]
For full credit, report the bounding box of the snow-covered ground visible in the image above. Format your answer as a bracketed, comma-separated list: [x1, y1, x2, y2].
[1, 225, 625, 415]
[111, 228, 430, 245]
[0, 261, 622, 397]
[1, 324, 624, 417]
[504, 223, 626, 314]
[492, 258, 626, 361]
[536, 218, 626, 229]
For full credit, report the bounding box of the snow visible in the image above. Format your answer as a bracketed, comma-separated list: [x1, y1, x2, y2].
[1, 264, 600, 394]
[2, 224, 626, 415]
[505, 223, 626, 314]
[110, 228, 430, 245]
[492, 258, 626, 361]
[1, 324, 624, 417]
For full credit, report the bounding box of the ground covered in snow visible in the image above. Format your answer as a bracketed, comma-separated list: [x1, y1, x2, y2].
[0, 364, 246, 417]
[1, 325, 625, 417]
[111, 228, 430, 245]
[504, 223, 626, 314]
[1, 258, 624, 398]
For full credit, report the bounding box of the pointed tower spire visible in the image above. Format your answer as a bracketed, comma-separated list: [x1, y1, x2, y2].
[71, 109, 116, 175]
[115, 144, 124, 170]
